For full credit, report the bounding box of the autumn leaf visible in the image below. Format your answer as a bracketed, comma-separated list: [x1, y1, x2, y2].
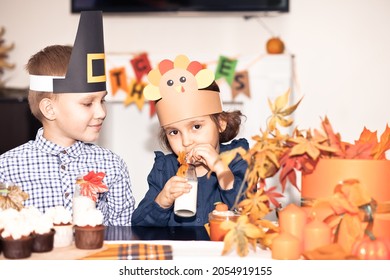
[221, 215, 264, 257]
[254, 219, 280, 249]
[0, 185, 29, 211]
[176, 151, 189, 177]
[238, 188, 270, 220]
[288, 130, 338, 160]
[320, 116, 347, 157]
[344, 142, 375, 159]
[279, 152, 317, 192]
[333, 179, 372, 208]
[263, 186, 284, 208]
[357, 127, 378, 146]
[256, 219, 279, 233]
[267, 89, 302, 131]
[76, 171, 108, 202]
[259, 231, 279, 250]
[219, 147, 247, 167]
[372, 124, 390, 159]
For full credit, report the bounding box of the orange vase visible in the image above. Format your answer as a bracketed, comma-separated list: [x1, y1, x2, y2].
[301, 159, 390, 238]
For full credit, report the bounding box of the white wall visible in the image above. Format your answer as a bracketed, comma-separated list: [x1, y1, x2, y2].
[1, 0, 390, 207]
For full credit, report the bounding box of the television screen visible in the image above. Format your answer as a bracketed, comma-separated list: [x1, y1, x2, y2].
[71, 0, 289, 14]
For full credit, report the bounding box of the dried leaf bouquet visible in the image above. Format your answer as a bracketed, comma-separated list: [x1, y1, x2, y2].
[219, 89, 390, 257]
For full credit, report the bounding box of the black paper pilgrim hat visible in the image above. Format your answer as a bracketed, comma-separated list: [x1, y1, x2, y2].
[55, 10, 106, 93]
[30, 11, 106, 93]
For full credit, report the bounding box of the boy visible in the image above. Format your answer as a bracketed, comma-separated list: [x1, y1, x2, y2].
[0, 11, 135, 226]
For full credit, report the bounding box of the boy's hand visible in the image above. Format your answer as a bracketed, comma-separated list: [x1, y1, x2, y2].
[155, 176, 192, 208]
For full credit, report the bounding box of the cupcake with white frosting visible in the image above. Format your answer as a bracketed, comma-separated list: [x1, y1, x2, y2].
[18, 206, 55, 252]
[45, 206, 73, 248]
[0, 208, 34, 259]
[33, 214, 55, 252]
[73, 203, 105, 249]
[72, 171, 107, 249]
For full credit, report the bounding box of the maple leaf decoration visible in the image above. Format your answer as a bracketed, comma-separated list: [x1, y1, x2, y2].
[238, 188, 271, 221]
[176, 151, 189, 177]
[267, 89, 302, 131]
[76, 171, 108, 202]
[0, 185, 29, 211]
[312, 179, 372, 253]
[221, 215, 264, 257]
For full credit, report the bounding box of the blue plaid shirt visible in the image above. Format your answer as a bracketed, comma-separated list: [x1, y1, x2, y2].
[0, 128, 135, 226]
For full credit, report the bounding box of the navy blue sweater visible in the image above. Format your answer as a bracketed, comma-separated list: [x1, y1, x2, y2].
[131, 138, 249, 226]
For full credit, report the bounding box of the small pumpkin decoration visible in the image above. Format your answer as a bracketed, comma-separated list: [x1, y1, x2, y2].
[351, 231, 390, 260]
[266, 37, 285, 54]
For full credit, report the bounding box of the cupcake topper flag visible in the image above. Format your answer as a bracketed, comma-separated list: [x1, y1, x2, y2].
[143, 54, 223, 126]
[29, 10, 106, 93]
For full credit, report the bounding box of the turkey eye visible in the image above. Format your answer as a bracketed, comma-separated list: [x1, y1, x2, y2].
[167, 80, 174, 86]
[179, 76, 186, 83]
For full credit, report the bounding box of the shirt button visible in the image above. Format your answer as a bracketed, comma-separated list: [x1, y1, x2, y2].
[61, 150, 67, 154]
[64, 192, 70, 198]
[196, 218, 200, 223]
[61, 165, 66, 170]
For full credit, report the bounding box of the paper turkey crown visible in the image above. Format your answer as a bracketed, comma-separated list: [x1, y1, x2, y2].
[29, 11, 106, 93]
[143, 55, 222, 126]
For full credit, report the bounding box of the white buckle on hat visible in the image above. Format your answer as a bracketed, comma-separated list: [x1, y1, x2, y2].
[29, 74, 65, 92]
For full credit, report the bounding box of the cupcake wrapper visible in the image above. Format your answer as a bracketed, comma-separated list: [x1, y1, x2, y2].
[1, 235, 34, 259]
[32, 229, 55, 253]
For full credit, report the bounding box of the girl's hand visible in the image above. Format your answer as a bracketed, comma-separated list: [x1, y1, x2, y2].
[155, 176, 192, 208]
[187, 144, 219, 172]
[188, 144, 234, 190]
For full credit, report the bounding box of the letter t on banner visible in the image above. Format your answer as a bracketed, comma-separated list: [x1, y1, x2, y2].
[215, 55, 238, 86]
[109, 67, 128, 96]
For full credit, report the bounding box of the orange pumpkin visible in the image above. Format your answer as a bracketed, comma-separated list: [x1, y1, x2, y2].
[351, 235, 390, 260]
[266, 37, 285, 54]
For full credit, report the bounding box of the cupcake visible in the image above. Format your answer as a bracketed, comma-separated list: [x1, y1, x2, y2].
[72, 171, 107, 249]
[32, 214, 55, 253]
[73, 204, 105, 250]
[19, 206, 55, 253]
[45, 206, 73, 248]
[0, 183, 32, 259]
[0, 209, 34, 259]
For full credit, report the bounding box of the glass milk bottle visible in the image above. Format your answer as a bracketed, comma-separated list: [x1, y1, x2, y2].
[174, 164, 198, 217]
[72, 177, 95, 224]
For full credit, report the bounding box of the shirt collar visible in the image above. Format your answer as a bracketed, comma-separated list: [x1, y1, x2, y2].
[34, 128, 85, 157]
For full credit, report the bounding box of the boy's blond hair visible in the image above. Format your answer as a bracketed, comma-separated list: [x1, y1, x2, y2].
[26, 45, 72, 122]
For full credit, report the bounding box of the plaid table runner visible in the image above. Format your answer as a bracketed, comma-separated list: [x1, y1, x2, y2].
[82, 243, 173, 260]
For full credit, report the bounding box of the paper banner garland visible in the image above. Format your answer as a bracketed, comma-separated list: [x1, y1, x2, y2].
[130, 53, 152, 82]
[214, 55, 238, 86]
[109, 67, 128, 96]
[232, 70, 251, 99]
[124, 78, 146, 110]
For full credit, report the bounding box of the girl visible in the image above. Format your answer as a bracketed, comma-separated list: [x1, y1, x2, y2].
[131, 55, 248, 226]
